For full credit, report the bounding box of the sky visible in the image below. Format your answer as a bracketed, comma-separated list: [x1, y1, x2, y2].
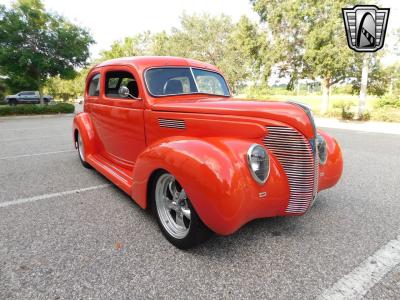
[0, 0, 260, 57]
[0, 0, 398, 61]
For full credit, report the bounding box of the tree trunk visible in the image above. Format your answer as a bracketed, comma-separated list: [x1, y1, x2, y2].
[389, 76, 393, 95]
[321, 78, 331, 115]
[38, 84, 44, 105]
[359, 53, 369, 116]
[287, 75, 295, 90]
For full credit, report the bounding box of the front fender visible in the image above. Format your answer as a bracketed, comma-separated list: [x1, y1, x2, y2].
[132, 137, 289, 235]
[72, 112, 97, 159]
[318, 129, 343, 191]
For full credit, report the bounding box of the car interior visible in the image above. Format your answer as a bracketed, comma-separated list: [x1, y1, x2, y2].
[105, 71, 139, 98]
[163, 79, 184, 94]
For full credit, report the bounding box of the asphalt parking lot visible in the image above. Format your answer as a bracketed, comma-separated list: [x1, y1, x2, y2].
[1, 113, 399, 299]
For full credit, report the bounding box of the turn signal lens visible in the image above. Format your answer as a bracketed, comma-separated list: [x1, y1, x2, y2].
[316, 134, 327, 164]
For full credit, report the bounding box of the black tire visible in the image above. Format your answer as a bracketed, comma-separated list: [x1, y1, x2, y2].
[9, 99, 17, 106]
[76, 131, 92, 169]
[151, 171, 211, 249]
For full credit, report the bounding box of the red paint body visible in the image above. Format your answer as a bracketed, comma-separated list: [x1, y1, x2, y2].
[73, 56, 343, 235]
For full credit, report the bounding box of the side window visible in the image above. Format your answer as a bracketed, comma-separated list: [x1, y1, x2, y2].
[105, 71, 139, 99]
[88, 74, 100, 97]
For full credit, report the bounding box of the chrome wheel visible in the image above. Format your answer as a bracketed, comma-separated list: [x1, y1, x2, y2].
[155, 173, 191, 239]
[77, 133, 85, 161]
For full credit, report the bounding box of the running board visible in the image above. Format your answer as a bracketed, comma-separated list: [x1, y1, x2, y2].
[87, 154, 133, 195]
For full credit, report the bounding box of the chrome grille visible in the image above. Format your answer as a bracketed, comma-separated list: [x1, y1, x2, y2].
[158, 118, 186, 129]
[263, 126, 317, 214]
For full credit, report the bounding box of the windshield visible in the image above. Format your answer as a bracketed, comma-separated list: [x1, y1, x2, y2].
[145, 67, 230, 97]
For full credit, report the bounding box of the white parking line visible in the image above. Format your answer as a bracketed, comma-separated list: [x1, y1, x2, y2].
[0, 184, 111, 208]
[318, 235, 400, 300]
[0, 150, 75, 160]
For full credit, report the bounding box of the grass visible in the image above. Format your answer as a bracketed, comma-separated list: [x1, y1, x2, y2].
[238, 93, 376, 113]
[0, 102, 75, 116]
[238, 92, 400, 122]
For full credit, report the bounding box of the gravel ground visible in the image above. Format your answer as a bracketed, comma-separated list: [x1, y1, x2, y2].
[0, 114, 399, 299]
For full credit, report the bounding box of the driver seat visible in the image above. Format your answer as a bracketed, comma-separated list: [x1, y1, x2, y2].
[164, 80, 183, 95]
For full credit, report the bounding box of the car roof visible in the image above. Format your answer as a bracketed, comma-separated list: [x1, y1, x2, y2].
[94, 56, 221, 73]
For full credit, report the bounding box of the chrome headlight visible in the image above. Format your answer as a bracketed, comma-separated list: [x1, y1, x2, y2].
[247, 144, 270, 184]
[316, 134, 327, 164]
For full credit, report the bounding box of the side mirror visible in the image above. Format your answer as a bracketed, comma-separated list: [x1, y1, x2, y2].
[118, 86, 141, 100]
[118, 86, 130, 98]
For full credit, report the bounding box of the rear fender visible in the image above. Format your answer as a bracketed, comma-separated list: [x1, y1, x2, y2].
[72, 112, 97, 159]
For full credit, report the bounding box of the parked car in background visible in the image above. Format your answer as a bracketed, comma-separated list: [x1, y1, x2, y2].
[73, 56, 343, 249]
[4, 91, 53, 105]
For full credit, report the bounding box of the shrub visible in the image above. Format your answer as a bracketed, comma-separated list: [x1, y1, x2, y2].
[370, 107, 400, 122]
[357, 111, 371, 121]
[324, 108, 342, 119]
[333, 100, 355, 120]
[375, 95, 400, 109]
[0, 103, 75, 116]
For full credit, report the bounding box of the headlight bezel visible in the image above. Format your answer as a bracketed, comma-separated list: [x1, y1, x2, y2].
[246, 144, 270, 185]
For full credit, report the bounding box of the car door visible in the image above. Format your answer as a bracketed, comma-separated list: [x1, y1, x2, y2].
[89, 66, 146, 168]
[32, 92, 40, 103]
[26, 92, 37, 103]
[18, 92, 28, 103]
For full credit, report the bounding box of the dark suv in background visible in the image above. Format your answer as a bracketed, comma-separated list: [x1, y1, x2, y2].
[4, 91, 53, 105]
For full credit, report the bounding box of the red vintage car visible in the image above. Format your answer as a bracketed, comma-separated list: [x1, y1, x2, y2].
[73, 56, 343, 249]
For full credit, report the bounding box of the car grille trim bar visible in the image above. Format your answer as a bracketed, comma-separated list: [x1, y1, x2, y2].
[263, 126, 317, 214]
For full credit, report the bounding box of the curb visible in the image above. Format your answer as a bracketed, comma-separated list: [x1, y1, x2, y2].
[0, 113, 76, 120]
[315, 117, 400, 135]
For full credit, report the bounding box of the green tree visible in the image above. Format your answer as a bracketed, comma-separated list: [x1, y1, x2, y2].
[0, 0, 94, 103]
[164, 13, 264, 92]
[250, 0, 311, 90]
[0, 78, 6, 101]
[99, 13, 265, 93]
[45, 69, 89, 101]
[251, 0, 361, 113]
[386, 62, 400, 96]
[303, 0, 360, 113]
[351, 59, 395, 97]
[150, 31, 173, 56]
[99, 32, 152, 60]
[232, 16, 270, 84]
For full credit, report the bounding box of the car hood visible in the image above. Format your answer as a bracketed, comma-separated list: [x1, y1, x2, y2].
[151, 97, 316, 138]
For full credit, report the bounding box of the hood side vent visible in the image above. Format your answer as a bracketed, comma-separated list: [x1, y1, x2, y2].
[158, 118, 186, 130]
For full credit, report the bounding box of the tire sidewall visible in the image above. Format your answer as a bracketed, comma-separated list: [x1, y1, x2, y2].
[76, 132, 92, 169]
[151, 171, 211, 249]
